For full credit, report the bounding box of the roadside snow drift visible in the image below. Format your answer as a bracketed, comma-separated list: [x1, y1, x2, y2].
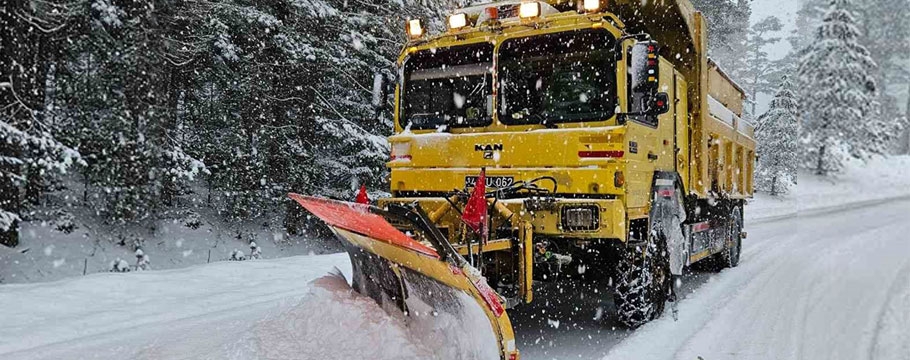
[0, 253, 498, 360]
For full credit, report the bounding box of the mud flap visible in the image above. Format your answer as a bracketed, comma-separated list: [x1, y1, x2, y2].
[289, 194, 518, 359]
[653, 177, 688, 276]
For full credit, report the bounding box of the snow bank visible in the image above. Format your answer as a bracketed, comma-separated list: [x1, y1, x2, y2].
[246, 272, 437, 360]
[1, 253, 500, 360]
[748, 155, 910, 222]
[0, 254, 351, 358]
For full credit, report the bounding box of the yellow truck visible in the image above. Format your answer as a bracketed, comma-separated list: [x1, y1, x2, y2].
[292, 0, 755, 358]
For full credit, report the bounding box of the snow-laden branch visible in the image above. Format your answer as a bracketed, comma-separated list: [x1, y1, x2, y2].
[14, 10, 68, 33]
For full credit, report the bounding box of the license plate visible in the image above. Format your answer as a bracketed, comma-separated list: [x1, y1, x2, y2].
[465, 176, 515, 189]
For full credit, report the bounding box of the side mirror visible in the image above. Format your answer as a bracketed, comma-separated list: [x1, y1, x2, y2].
[620, 40, 668, 121]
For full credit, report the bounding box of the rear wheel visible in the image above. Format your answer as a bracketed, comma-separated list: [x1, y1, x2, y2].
[721, 205, 743, 268]
[613, 230, 671, 328]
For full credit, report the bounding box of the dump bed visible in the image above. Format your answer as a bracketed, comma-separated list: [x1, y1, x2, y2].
[610, 0, 755, 198]
[705, 60, 756, 197]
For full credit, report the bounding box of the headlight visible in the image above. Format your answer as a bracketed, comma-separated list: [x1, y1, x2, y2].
[561, 205, 599, 231]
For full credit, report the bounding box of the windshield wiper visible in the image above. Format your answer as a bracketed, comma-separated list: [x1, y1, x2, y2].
[527, 113, 558, 129]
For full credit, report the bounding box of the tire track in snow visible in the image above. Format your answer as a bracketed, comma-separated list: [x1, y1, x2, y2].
[867, 259, 910, 360]
[689, 200, 910, 360]
[605, 198, 910, 360]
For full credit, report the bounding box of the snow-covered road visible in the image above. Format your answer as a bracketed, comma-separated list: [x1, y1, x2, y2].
[3, 198, 909, 360]
[604, 198, 910, 360]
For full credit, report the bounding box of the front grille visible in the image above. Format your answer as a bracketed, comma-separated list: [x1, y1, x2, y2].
[561, 205, 600, 232]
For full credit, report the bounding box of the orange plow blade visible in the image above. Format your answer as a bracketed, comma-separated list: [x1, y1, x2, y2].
[289, 194, 519, 359]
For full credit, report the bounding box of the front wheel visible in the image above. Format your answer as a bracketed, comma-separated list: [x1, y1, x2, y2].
[613, 232, 671, 328]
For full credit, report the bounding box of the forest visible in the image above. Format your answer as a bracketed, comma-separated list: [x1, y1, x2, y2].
[2, 0, 909, 248]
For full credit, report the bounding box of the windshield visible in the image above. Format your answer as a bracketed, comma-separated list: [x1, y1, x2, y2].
[499, 29, 617, 125]
[402, 44, 494, 130]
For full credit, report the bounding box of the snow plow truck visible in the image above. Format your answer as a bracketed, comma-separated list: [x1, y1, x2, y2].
[291, 0, 755, 358]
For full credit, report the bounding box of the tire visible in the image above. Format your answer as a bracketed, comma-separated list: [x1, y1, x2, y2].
[721, 205, 743, 268]
[613, 230, 672, 328]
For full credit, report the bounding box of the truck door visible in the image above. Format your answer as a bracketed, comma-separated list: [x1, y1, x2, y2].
[625, 56, 677, 210]
[651, 59, 678, 172]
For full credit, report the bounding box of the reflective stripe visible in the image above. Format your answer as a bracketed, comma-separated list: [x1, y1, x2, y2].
[692, 222, 710, 233]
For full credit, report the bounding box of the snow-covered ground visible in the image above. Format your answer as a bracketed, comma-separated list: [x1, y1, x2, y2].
[0, 253, 467, 360]
[747, 155, 910, 222]
[0, 254, 351, 359]
[3, 157, 910, 360]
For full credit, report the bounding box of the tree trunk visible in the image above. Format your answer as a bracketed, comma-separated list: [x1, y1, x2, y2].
[816, 144, 827, 176]
[904, 81, 910, 154]
[770, 175, 778, 196]
[0, 145, 20, 248]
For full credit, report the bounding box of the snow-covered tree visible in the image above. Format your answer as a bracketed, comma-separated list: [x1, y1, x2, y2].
[793, 0, 910, 121]
[692, 0, 752, 80]
[904, 83, 910, 154]
[691, 0, 752, 55]
[110, 258, 131, 272]
[230, 249, 245, 261]
[249, 241, 261, 260]
[3, 0, 455, 243]
[1, 92, 80, 246]
[796, 0, 900, 175]
[756, 77, 799, 195]
[135, 248, 150, 271]
[1, 2, 83, 247]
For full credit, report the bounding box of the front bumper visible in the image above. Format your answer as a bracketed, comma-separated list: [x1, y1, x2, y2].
[379, 197, 627, 242]
[389, 167, 624, 196]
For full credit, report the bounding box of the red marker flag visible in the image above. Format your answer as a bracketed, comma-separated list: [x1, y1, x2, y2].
[355, 184, 370, 204]
[462, 169, 489, 244]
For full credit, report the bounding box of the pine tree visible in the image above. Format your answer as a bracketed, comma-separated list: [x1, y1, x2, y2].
[1, 1, 82, 246]
[796, 0, 896, 175]
[756, 77, 799, 195]
[3, 0, 456, 240]
[904, 82, 910, 154]
[793, 0, 910, 122]
[692, 0, 752, 80]
[739, 16, 784, 117]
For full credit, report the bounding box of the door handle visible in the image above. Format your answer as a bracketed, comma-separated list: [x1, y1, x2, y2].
[648, 152, 659, 161]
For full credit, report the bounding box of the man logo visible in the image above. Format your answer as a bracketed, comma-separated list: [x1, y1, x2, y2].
[475, 144, 503, 160]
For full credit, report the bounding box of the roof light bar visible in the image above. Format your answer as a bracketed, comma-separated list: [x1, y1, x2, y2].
[518, 2, 541, 19]
[485, 6, 499, 21]
[406, 19, 424, 39]
[583, 0, 600, 12]
[448, 13, 468, 30]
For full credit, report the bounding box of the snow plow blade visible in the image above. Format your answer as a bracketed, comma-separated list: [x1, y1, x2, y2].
[289, 194, 519, 360]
